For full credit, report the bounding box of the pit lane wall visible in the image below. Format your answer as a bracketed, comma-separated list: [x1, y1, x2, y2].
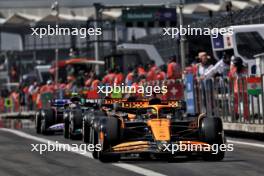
[223, 122, 264, 133]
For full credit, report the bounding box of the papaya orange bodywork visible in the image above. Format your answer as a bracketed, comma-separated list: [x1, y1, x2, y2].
[147, 119, 170, 141]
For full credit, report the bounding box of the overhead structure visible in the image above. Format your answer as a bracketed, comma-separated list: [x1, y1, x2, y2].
[4, 13, 40, 25]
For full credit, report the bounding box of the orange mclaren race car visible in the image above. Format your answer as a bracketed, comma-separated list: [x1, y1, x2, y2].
[82, 99, 226, 162]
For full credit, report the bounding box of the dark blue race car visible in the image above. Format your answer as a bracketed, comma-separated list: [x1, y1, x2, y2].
[35, 99, 70, 135]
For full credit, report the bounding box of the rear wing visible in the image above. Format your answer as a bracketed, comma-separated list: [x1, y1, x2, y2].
[119, 100, 186, 110]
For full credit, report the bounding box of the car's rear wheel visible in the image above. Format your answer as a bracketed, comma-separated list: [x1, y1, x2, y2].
[92, 129, 99, 159]
[64, 118, 69, 139]
[40, 109, 54, 135]
[63, 111, 70, 139]
[40, 118, 46, 134]
[69, 109, 83, 140]
[35, 111, 41, 134]
[83, 110, 96, 143]
[72, 109, 83, 129]
[83, 119, 90, 143]
[199, 117, 225, 161]
[69, 118, 75, 140]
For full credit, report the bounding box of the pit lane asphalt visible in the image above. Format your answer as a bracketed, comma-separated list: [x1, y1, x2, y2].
[0, 128, 264, 176]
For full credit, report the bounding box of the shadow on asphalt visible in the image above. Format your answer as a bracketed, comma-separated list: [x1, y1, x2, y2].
[119, 155, 246, 164]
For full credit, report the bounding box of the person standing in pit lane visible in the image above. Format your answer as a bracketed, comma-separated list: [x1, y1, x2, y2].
[190, 52, 213, 113]
[91, 75, 100, 90]
[137, 64, 146, 76]
[156, 67, 166, 80]
[85, 71, 95, 87]
[125, 67, 138, 86]
[167, 56, 181, 79]
[87, 75, 101, 99]
[228, 57, 249, 120]
[28, 81, 39, 110]
[114, 68, 124, 85]
[146, 60, 158, 81]
[102, 69, 116, 86]
[202, 51, 232, 79]
[198, 51, 232, 115]
[193, 52, 213, 78]
[19, 84, 26, 111]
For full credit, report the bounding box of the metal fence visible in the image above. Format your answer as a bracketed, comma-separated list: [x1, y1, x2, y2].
[193, 75, 264, 124]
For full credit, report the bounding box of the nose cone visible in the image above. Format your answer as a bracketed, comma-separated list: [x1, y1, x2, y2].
[147, 119, 170, 141]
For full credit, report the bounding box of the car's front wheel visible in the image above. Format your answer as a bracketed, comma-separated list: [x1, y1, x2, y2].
[92, 117, 120, 162]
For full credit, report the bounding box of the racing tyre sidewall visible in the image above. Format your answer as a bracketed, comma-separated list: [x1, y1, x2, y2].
[92, 128, 99, 159]
[40, 109, 55, 135]
[69, 118, 75, 140]
[40, 118, 46, 134]
[199, 117, 225, 161]
[83, 119, 90, 143]
[36, 111, 41, 134]
[64, 118, 69, 139]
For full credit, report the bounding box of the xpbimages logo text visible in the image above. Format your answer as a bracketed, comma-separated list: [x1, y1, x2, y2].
[31, 141, 102, 155]
[97, 83, 168, 96]
[162, 142, 234, 154]
[163, 25, 233, 38]
[31, 25, 102, 38]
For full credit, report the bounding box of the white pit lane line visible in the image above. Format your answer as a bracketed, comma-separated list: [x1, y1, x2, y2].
[0, 128, 166, 176]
